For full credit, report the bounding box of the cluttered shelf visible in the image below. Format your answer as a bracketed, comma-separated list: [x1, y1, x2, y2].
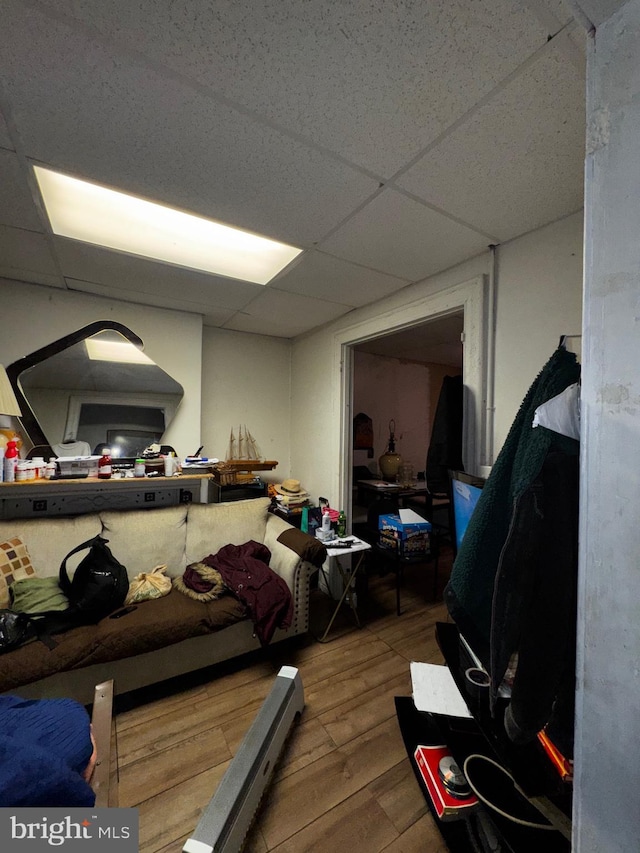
[0, 474, 209, 519]
[395, 623, 572, 853]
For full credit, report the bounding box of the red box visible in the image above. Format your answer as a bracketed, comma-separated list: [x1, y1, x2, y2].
[413, 744, 479, 821]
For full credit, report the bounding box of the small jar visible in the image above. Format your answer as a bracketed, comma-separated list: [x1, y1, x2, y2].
[134, 459, 146, 478]
[45, 459, 57, 479]
[16, 460, 30, 481]
[98, 449, 112, 479]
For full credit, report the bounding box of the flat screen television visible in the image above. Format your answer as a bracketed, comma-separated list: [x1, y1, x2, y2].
[448, 470, 486, 557]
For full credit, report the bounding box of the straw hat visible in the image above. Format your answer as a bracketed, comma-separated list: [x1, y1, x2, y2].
[273, 478, 309, 497]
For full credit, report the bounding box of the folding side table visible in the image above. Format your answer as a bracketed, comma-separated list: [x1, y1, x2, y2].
[316, 537, 371, 643]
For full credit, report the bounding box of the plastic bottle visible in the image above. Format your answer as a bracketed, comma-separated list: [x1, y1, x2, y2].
[134, 458, 146, 478]
[337, 510, 347, 538]
[301, 506, 309, 533]
[3, 440, 18, 483]
[163, 453, 175, 477]
[45, 459, 57, 479]
[32, 456, 45, 479]
[0, 447, 4, 483]
[98, 448, 112, 479]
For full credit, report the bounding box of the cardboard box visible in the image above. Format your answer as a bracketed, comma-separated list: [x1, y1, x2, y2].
[55, 455, 101, 477]
[378, 509, 431, 557]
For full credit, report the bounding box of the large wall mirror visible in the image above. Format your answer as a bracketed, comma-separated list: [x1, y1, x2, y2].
[7, 321, 184, 458]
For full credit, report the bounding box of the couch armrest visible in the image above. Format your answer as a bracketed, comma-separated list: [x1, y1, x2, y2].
[264, 513, 305, 589]
[264, 513, 314, 635]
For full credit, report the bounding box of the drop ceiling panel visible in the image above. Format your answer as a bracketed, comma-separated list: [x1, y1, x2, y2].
[3, 4, 377, 247]
[396, 39, 585, 241]
[54, 238, 263, 310]
[320, 190, 491, 281]
[0, 225, 63, 287]
[272, 250, 409, 307]
[67, 277, 237, 326]
[0, 1, 591, 339]
[574, 1, 626, 27]
[0, 111, 13, 150]
[520, 0, 573, 32]
[42, 0, 555, 177]
[224, 289, 351, 338]
[0, 150, 44, 231]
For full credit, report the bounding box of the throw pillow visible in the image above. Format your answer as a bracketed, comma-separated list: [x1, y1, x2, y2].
[10, 576, 69, 614]
[0, 536, 38, 609]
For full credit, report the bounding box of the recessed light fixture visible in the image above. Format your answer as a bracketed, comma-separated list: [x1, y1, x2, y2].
[33, 165, 302, 285]
[86, 338, 155, 364]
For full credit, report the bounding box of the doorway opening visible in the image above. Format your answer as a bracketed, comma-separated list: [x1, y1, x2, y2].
[330, 274, 488, 530]
[350, 312, 464, 533]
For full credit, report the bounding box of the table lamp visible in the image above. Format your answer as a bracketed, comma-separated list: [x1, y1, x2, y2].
[379, 418, 403, 481]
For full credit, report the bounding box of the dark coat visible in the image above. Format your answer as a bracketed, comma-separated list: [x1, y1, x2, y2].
[490, 451, 579, 756]
[203, 541, 292, 646]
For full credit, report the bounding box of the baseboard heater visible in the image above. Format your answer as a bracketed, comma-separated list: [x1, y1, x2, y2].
[183, 665, 304, 853]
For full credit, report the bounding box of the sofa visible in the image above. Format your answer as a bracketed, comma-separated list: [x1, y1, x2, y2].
[0, 497, 315, 705]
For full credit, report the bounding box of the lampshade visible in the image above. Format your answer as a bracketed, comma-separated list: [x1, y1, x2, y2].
[0, 366, 22, 417]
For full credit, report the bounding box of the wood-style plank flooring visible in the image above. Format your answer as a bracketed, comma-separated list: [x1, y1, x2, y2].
[112, 546, 455, 852]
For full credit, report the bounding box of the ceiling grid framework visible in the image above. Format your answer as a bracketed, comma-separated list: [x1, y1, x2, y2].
[0, 0, 592, 338]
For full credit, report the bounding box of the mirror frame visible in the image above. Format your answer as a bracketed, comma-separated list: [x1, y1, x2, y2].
[7, 320, 148, 449]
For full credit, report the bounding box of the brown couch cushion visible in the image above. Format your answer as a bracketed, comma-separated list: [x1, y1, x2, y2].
[0, 590, 247, 694]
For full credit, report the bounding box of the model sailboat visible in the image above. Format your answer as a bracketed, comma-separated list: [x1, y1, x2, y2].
[226, 425, 264, 463]
[218, 425, 277, 483]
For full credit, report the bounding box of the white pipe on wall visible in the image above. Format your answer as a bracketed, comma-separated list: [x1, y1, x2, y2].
[482, 244, 498, 469]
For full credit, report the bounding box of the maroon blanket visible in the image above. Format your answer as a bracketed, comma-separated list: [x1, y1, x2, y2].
[203, 541, 292, 646]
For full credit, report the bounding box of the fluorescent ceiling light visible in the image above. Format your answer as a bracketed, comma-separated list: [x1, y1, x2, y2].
[33, 165, 302, 285]
[86, 338, 155, 364]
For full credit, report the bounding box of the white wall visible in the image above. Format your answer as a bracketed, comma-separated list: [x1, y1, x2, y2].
[0, 210, 584, 501]
[200, 327, 291, 485]
[494, 211, 584, 451]
[353, 351, 460, 477]
[291, 214, 583, 508]
[574, 3, 640, 850]
[0, 278, 202, 458]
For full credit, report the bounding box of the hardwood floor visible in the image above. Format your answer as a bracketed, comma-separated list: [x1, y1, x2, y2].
[112, 546, 455, 852]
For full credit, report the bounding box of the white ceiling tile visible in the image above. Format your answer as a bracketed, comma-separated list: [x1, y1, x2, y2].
[272, 250, 409, 307]
[320, 190, 491, 281]
[41, 0, 555, 177]
[396, 41, 585, 241]
[0, 1, 591, 338]
[0, 149, 44, 231]
[569, 26, 587, 59]
[0, 225, 63, 287]
[519, 0, 573, 33]
[54, 238, 263, 310]
[67, 277, 237, 325]
[3, 5, 377, 247]
[0, 110, 13, 150]
[572, 1, 626, 27]
[224, 289, 352, 338]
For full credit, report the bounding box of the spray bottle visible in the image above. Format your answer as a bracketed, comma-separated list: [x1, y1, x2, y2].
[3, 439, 18, 483]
